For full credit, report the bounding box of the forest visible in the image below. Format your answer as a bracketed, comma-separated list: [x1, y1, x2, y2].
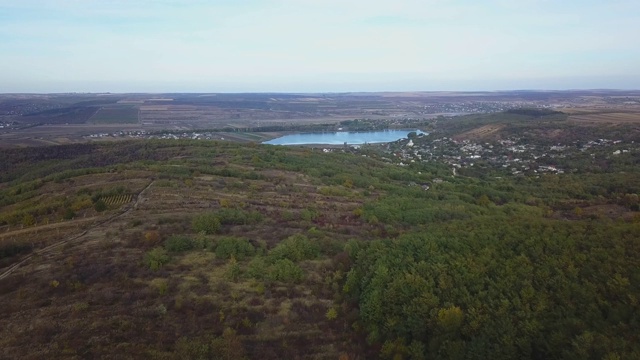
[0, 115, 639, 358]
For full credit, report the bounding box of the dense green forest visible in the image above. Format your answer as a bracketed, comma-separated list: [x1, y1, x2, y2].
[1, 124, 639, 359]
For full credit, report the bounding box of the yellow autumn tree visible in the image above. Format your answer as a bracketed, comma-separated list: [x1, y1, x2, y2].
[437, 306, 464, 332]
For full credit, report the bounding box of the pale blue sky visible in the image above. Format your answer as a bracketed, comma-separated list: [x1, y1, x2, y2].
[1, 0, 638, 92]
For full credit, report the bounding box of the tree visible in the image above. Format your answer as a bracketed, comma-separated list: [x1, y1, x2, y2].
[215, 237, 255, 260]
[164, 235, 196, 252]
[192, 213, 221, 234]
[144, 247, 169, 270]
[94, 199, 107, 212]
[268, 259, 304, 283]
[477, 195, 491, 207]
[437, 306, 464, 332]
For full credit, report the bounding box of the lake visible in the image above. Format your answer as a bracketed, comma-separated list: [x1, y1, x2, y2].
[263, 129, 425, 145]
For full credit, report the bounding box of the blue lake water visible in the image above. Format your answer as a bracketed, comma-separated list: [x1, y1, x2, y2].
[264, 130, 424, 145]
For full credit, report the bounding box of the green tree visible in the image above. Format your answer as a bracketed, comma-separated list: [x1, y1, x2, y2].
[94, 199, 107, 212]
[164, 235, 196, 252]
[215, 237, 255, 260]
[268, 234, 319, 262]
[267, 259, 304, 283]
[144, 247, 170, 270]
[437, 306, 464, 332]
[192, 213, 221, 234]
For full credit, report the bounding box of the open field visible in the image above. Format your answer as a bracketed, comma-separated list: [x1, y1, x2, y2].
[1, 90, 638, 147]
[569, 111, 640, 124]
[454, 123, 505, 140]
[88, 106, 139, 124]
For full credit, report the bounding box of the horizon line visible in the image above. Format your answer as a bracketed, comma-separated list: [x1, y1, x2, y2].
[2, 88, 640, 95]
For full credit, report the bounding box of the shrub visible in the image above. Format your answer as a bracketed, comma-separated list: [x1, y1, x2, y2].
[224, 257, 241, 281]
[267, 259, 304, 283]
[326, 307, 338, 320]
[22, 214, 36, 227]
[144, 231, 161, 246]
[192, 213, 221, 234]
[214, 237, 255, 260]
[164, 235, 195, 253]
[63, 208, 75, 220]
[71, 196, 93, 211]
[268, 234, 319, 262]
[144, 247, 169, 270]
[94, 199, 107, 212]
[193, 231, 212, 249]
[150, 278, 169, 295]
[217, 208, 263, 225]
[300, 208, 317, 221]
[247, 257, 268, 279]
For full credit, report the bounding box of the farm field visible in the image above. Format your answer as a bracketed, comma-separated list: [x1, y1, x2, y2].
[569, 111, 640, 124]
[1, 90, 639, 148]
[88, 106, 139, 124]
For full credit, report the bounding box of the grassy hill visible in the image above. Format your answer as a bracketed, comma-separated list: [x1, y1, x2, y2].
[1, 137, 639, 359]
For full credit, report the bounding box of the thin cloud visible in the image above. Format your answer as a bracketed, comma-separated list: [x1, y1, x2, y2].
[0, 0, 638, 92]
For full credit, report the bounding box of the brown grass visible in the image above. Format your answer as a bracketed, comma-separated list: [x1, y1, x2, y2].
[569, 112, 640, 124]
[455, 124, 505, 140]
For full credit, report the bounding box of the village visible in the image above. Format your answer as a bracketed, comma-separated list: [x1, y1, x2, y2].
[381, 132, 637, 178]
[83, 126, 639, 180]
[0, 121, 19, 129]
[86, 130, 230, 141]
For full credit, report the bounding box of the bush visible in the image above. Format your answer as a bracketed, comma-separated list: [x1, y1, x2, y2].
[247, 257, 268, 279]
[71, 196, 93, 211]
[63, 208, 75, 220]
[268, 234, 319, 262]
[193, 232, 212, 249]
[267, 259, 304, 283]
[217, 208, 263, 225]
[326, 307, 338, 320]
[94, 199, 107, 212]
[22, 214, 36, 227]
[224, 257, 242, 281]
[214, 237, 255, 260]
[144, 231, 162, 247]
[144, 247, 170, 270]
[164, 235, 196, 252]
[192, 213, 221, 234]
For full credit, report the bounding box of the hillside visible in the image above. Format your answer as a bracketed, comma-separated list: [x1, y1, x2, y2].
[1, 131, 639, 359]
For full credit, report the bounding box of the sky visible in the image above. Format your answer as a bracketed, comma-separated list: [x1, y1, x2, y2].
[1, 0, 639, 93]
